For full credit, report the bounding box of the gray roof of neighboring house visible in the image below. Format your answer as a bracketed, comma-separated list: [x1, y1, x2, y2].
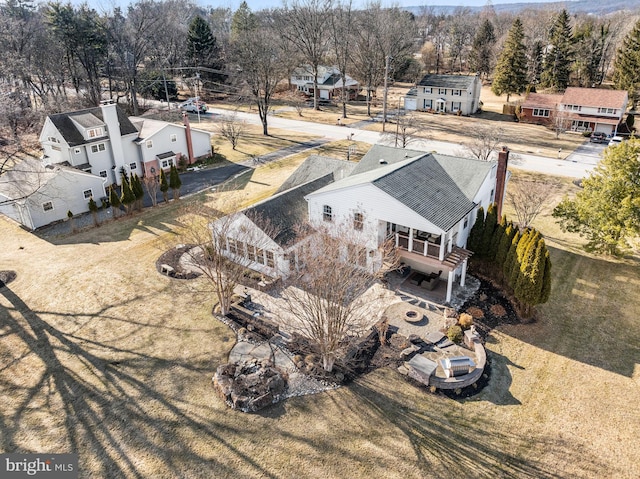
[48, 105, 138, 147]
[310, 152, 492, 231]
[417, 74, 478, 90]
[276, 155, 356, 194]
[247, 174, 335, 247]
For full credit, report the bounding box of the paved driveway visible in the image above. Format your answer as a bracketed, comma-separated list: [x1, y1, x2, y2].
[564, 140, 607, 165]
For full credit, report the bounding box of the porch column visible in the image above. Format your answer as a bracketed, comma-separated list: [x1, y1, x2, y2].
[446, 270, 454, 303]
[448, 234, 453, 253]
[439, 237, 445, 261]
[395, 233, 399, 248]
[460, 259, 468, 287]
[408, 228, 414, 252]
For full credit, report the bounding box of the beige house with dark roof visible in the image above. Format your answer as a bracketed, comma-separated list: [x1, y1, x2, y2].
[520, 87, 628, 134]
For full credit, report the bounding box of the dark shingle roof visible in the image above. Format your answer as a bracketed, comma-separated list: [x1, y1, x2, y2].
[247, 174, 335, 247]
[417, 74, 478, 90]
[372, 157, 477, 231]
[350, 144, 427, 176]
[311, 149, 493, 231]
[276, 155, 355, 193]
[49, 105, 138, 147]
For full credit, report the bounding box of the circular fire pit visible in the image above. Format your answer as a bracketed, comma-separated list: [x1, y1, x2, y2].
[404, 309, 422, 323]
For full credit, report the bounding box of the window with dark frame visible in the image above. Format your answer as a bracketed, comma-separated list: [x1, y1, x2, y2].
[323, 205, 333, 222]
[83, 189, 93, 200]
[42, 201, 53, 212]
[353, 212, 364, 230]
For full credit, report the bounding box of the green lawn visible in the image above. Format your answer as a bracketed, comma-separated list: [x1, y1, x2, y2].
[0, 168, 638, 478]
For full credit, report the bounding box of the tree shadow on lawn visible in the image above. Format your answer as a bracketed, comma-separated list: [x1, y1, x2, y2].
[498, 246, 640, 378]
[343, 371, 607, 479]
[0, 285, 279, 478]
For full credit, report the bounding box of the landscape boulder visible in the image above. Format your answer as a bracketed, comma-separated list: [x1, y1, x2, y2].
[213, 360, 288, 413]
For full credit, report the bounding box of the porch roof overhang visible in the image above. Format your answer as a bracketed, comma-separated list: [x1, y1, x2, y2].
[399, 246, 472, 272]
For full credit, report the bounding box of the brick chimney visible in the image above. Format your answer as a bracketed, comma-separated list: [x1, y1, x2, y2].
[182, 112, 195, 165]
[495, 146, 509, 218]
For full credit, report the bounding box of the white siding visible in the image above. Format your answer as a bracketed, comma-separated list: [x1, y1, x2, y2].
[20, 171, 106, 229]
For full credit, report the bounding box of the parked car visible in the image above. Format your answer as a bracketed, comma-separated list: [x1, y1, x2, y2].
[179, 98, 207, 113]
[608, 135, 624, 147]
[589, 132, 608, 144]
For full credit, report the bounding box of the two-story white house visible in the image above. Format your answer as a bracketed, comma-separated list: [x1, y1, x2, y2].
[214, 145, 510, 304]
[404, 74, 481, 115]
[520, 87, 628, 135]
[291, 65, 360, 101]
[39, 100, 212, 186]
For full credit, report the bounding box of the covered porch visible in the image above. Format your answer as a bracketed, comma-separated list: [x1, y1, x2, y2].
[397, 246, 472, 304]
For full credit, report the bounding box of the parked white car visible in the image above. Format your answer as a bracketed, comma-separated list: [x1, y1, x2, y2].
[608, 136, 624, 147]
[179, 98, 207, 113]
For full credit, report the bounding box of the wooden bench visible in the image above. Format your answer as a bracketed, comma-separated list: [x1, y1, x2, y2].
[160, 264, 174, 275]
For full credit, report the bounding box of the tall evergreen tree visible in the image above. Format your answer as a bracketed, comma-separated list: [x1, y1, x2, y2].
[553, 138, 640, 254]
[88, 196, 99, 226]
[467, 206, 485, 252]
[528, 40, 544, 86]
[480, 203, 498, 258]
[169, 165, 182, 200]
[515, 236, 551, 318]
[187, 15, 222, 81]
[120, 173, 135, 213]
[130, 173, 144, 210]
[469, 18, 496, 79]
[108, 186, 121, 217]
[502, 229, 521, 290]
[159, 168, 169, 203]
[488, 214, 507, 262]
[541, 10, 573, 91]
[491, 18, 528, 101]
[495, 221, 517, 278]
[612, 19, 640, 109]
[573, 20, 609, 87]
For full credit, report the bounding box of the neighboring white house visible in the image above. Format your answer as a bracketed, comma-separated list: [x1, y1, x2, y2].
[0, 157, 107, 230]
[39, 100, 212, 186]
[291, 66, 360, 101]
[214, 145, 510, 303]
[404, 74, 481, 115]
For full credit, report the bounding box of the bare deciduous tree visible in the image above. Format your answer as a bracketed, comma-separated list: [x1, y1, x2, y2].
[175, 203, 276, 315]
[552, 108, 570, 139]
[218, 113, 246, 150]
[508, 179, 554, 228]
[279, 225, 398, 372]
[382, 112, 423, 149]
[465, 124, 505, 161]
[281, 0, 333, 111]
[231, 11, 289, 135]
[143, 173, 159, 207]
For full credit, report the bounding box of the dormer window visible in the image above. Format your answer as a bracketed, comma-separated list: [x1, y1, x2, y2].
[87, 127, 103, 138]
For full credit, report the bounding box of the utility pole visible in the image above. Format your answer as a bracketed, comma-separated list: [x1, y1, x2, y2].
[382, 55, 391, 132]
[195, 71, 201, 123]
[162, 68, 170, 111]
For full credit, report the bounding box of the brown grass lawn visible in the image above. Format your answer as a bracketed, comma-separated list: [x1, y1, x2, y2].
[221, 84, 586, 159]
[0, 167, 639, 478]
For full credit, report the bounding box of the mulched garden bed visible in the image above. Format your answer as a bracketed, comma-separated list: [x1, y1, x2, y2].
[155, 245, 202, 280]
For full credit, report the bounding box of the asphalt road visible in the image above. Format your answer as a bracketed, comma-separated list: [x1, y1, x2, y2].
[204, 108, 600, 178]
